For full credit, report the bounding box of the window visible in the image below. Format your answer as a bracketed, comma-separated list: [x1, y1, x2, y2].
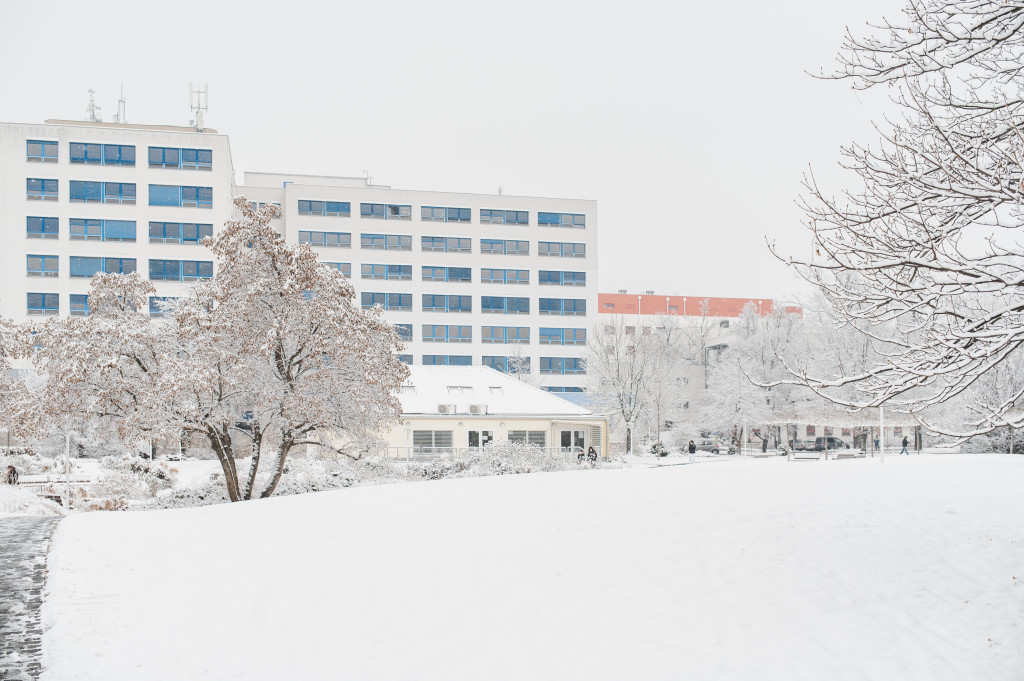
[249, 201, 282, 215]
[540, 357, 586, 375]
[480, 268, 529, 284]
[148, 297, 177, 318]
[421, 206, 471, 222]
[26, 217, 58, 239]
[422, 325, 472, 343]
[539, 298, 586, 316]
[298, 200, 350, 217]
[182, 260, 214, 281]
[480, 239, 529, 255]
[422, 294, 472, 312]
[148, 185, 212, 208]
[720, 320, 730, 328]
[481, 326, 530, 344]
[422, 266, 472, 283]
[539, 270, 586, 286]
[71, 143, 135, 166]
[298, 230, 351, 248]
[69, 181, 136, 204]
[360, 203, 412, 220]
[395, 324, 413, 342]
[148, 147, 212, 170]
[538, 212, 586, 228]
[508, 430, 546, 446]
[539, 241, 586, 258]
[543, 386, 584, 393]
[361, 292, 413, 311]
[27, 254, 58, 277]
[361, 264, 412, 280]
[397, 354, 413, 365]
[412, 430, 454, 452]
[323, 262, 352, 277]
[421, 355, 472, 366]
[149, 222, 213, 244]
[70, 294, 89, 317]
[69, 180, 101, 203]
[480, 209, 529, 225]
[149, 259, 181, 281]
[482, 356, 531, 374]
[421, 236, 472, 253]
[360, 233, 412, 250]
[27, 178, 58, 201]
[27, 293, 58, 316]
[540, 328, 587, 345]
[481, 296, 529, 314]
[26, 140, 58, 163]
[69, 256, 136, 277]
[72, 219, 136, 242]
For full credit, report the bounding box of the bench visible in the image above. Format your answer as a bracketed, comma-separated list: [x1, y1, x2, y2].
[792, 451, 822, 461]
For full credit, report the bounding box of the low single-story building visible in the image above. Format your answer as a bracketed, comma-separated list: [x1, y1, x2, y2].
[382, 366, 609, 460]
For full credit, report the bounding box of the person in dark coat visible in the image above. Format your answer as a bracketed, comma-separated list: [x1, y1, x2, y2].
[900, 436, 910, 455]
[587, 446, 598, 463]
[688, 440, 697, 455]
[5, 465, 18, 485]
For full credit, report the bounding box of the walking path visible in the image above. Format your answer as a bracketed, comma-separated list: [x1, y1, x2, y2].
[0, 516, 60, 681]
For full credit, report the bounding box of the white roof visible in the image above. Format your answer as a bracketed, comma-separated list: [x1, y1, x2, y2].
[399, 367, 592, 417]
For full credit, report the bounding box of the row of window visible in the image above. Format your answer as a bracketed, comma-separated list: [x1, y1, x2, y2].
[27, 293, 178, 317]
[361, 294, 586, 315]
[393, 324, 585, 345]
[298, 231, 586, 257]
[26, 140, 212, 169]
[415, 355, 585, 374]
[25, 256, 213, 281]
[295, 200, 583, 227]
[26, 217, 213, 244]
[350, 265, 584, 285]
[26, 179, 214, 208]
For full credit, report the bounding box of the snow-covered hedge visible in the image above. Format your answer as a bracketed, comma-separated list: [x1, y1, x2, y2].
[0, 484, 65, 516]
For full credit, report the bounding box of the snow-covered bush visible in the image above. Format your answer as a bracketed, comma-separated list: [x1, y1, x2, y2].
[0, 484, 65, 516]
[649, 442, 668, 457]
[467, 441, 569, 476]
[0, 449, 49, 476]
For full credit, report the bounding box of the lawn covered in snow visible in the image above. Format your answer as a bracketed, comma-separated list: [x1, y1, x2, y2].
[42, 455, 1024, 680]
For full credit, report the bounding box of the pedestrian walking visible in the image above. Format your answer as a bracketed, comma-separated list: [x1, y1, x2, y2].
[688, 440, 697, 455]
[900, 436, 909, 455]
[5, 465, 18, 485]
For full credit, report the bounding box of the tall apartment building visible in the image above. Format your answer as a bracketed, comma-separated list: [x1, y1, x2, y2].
[0, 119, 597, 393]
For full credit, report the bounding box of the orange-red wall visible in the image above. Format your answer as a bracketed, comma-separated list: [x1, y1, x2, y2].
[598, 294, 802, 318]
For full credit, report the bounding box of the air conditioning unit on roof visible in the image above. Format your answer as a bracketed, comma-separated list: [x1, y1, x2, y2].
[468, 404, 487, 415]
[437, 404, 456, 414]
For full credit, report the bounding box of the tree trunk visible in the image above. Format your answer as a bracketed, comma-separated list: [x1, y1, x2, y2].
[625, 425, 632, 455]
[207, 426, 240, 502]
[260, 435, 294, 499]
[242, 423, 263, 501]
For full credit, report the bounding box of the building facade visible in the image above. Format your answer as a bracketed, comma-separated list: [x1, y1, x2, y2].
[1, 119, 597, 392]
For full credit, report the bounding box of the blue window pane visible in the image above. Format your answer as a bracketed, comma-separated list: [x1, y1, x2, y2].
[27, 216, 58, 238]
[70, 294, 89, 316]
[70, 256, 103, 278]
[103, 220, 136, 241]
[70, 181, 102, 202]
[149, 185, 181, 206]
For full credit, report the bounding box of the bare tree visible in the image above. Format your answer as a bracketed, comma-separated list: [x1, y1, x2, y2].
[586, 316, 652, 453]
[777, 1, 1024, 436]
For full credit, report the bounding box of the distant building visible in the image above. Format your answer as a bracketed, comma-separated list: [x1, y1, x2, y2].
[598, 292, 802, 318]
[1, 118, 597, 392]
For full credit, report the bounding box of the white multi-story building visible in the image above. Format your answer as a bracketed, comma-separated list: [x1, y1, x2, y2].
[0, 119, 598, 393]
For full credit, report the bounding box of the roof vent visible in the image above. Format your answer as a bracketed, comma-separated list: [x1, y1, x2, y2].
[617, 289, 627, 294]
[645, 290, 654, 295]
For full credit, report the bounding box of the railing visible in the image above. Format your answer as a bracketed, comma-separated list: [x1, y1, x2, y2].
[385, 446, 589, 464]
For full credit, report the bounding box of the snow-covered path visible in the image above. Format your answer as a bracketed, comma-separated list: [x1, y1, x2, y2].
[42, 455, 1024, 680]
[0, 516, 59, 681]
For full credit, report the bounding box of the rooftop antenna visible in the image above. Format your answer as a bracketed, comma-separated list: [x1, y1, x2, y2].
[86, 89, 102, 122]
[498, 185, 503, 195]
[363, 170, 372, 187]
[112, 84, 126, 124]
[189, 82, 208, 131]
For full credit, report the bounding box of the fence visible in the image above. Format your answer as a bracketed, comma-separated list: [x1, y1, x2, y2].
[384, 446, 587, 464]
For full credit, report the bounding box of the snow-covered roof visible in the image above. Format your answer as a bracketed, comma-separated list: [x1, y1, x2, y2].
[398, 367, 592, 417]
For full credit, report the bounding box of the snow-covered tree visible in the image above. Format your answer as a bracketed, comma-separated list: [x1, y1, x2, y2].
[586, 317, 651, 453]
[33, 199, 409, 501]
[780, 1, 1024, 435]
[0, 317, 38, 440]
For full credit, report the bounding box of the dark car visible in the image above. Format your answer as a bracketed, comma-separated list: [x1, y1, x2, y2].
[814, 436, 850, 451]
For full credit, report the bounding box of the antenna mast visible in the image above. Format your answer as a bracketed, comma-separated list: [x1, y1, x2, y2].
[189, 82, 209, 131]
[113, 85, 127, 124]
[86, 89, 102, 122]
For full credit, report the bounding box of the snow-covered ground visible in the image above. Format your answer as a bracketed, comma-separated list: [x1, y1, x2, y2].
[0, 484, 64, 517]
[41, 455, 1024, 680]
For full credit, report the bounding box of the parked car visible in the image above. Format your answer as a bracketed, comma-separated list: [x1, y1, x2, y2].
[791, 439, 816, 451]
[814, 436, 850, 451]
[693, 439, 721, 455]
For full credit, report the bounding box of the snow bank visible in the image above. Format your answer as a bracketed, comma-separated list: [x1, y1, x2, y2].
[42, 455, 1024, 680]
[0, 485, 65, 517]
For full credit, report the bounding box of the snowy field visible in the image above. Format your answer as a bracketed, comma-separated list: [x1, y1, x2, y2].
[41, 454, 1024, 680]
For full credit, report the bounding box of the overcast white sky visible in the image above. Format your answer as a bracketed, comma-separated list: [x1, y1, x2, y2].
[0, 0, 898, 301]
